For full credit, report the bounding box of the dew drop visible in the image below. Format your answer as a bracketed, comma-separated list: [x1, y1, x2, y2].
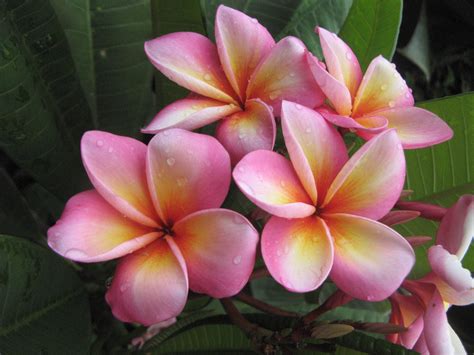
[233, 255, 242, 265]
[251, 18, 258, 24]
[276, 249, 282, 257]
[380, 84, 387, 91]
[233, 215, 244, 224]
[238, 133, 246, 140]
[163, 130, 170, 136]
[204, 73, 212, 81]
[388, 101, 395, 108]
[64, 248, 88, 260]
[108, 147, 114, 153]
[345, 51, 352, 60]
[54, 232, 61, 237]
[177, 177, 187, 186]
[283, 246, 289, 255]
[405, 92, 411, 99]
[239, 181, 254, 195]
[120, 283, 130, 293]
[289, 72, 295, 77]
[305, 127, 312, 133]
[96, 140, 104, 147]
[166, 157, 176, 166]
[269, 92, 278, 100]
[257, 173, 263, 182]
[391, 63, 396, 69]
[367, 295, 375, 301]
[295, 103, 303, 110]
[99, 49, 107, 58]
[191, 104, 200, 110]
[280, 180, 286, 187]
[238, 166, 245, 173]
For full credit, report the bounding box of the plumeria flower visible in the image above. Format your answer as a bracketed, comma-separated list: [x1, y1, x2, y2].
[48, 129, 259, 325]
[142, 5, 323, 164]
[388, 195, 473, 354]
[233, 101, 415, 300]
[308, 27, 453, 149]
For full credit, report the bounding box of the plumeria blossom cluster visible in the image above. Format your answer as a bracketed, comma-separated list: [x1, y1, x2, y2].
[47, 5, 471, 354]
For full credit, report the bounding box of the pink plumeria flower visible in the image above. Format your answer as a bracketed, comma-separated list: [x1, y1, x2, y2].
[233, 101, 415, 300]
[308, 27, 453, 149]
[47, 129, 258, 325]
[142, 5, 323, 164]
[388, 195, 473, 354]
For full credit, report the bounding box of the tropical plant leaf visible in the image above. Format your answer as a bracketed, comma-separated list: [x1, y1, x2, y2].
[0, 235, 91, 354]
[339, 0, 403, 70]
[332, 331, 418, 355]
[51, 0, 154, 135]
[0, 0, 92, 198]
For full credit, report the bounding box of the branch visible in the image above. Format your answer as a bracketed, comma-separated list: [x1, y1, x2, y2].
[220, 298, 272, 337]
[236, 292, 299, 318]
[301, 290, 352, 325]
[250, 267, 270, 280]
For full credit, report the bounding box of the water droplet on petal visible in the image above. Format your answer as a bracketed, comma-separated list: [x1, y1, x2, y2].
[191, 104, 200, 110]
[163, 130, 170, 136]
[233, 255, 242, 265]
[238, 166, 245, 173]
[283, 246, 289, 255]
[388, 101, 395, 108]
[238, 133, 246, 140]
[167, 157, 176, 166]
[280, 180, 286, 187]
[345, 51, 352, 60]
[204, 73, 212, 81]
[239, 182, 254, 195]
[367, 295, 375, 301]
[295, 104, 303, 110]
[233, 215, 244, 224]
[177, 177, 187, 186]
[96, 140, 104, 147]
[257, 173, 263, 182]
[108, 147, 114, 153]
[380, 84, 387, 91]
[251, 18, 258, 24]
[120, 283, 130, 293]
[305, 127, 312, 133]
[391, 63, 396, 69]
[64, 248, 88, 260]
[405, 92, 411, 99]
[269, 92, 278, 100]
[289, 72, 295, 77]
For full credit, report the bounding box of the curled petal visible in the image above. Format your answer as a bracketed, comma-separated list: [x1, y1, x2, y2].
[233, 150, 315, 219]
[317, 27, 362, 97]
[247, 36, 324, 115]
[145, 32, 237, 103]
[419, 272, 474, 306]
[215, 5, 274, 101]
[106, 237, 188, 326]
[326, 213, 415, 301]
[379, 210, 420, 226]
[48, 191, 157, 262]
[147, 129, 231, 223]
[142, 97, 241, 133]
[215, 99, 275, 165]
[81, 131, 159, 227]
[281, 101, 348, 203]
[323, 130, 405, 220]
[406, 236, 432, 248]
[319, 109, 388, 133]
[352, 56, 414, 117]
[388, 293, 424, 349]
[174, 209, 258, 298]
[261, 216, 334, 292]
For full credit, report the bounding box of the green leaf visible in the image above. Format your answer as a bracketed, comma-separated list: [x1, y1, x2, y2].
[0, 0, 92, 198]
[51, 0, 154, 135]
[0, 235, 91, 354]
[333, 331, 418, 355]
[396, 93, 474, 277]
[201, 0, 353, 58]
[339, 0, 403, 70]
[0, 169, 41, 241]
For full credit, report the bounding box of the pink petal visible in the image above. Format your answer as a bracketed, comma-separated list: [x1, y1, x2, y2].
[215, 5, 274, 101]
[319, 108, 388, 133]
[145, 32, 237, 103]
[261, 215, 334, 292]
[325, 213, 415, 301]
[317, 27, 362, 98]
[147, 129, 231, 223]
[81, 131, 159, 227]
[281, 101, 348, 204]
[352, 56, 414, 117]
[358, 107, 453, 148]
[436, 195, 474, 259]
[379, 210, 420, 226]
[106, 237, 188, 325]
[142, 97, 241, 133]
[233, 150, 315, 218]
[173, 208, 258, 298]
[215, 99, 275, 165]
[307, 52, 352, 116]
[406, 236, 432, 248]
[420, 272, 474, 306]
[246, 36, 324, 115]
[388, 293, 424, 349]
[322, 129, 405, 220]
[428, 245, 473, 292]
[47, 191, 157, 263]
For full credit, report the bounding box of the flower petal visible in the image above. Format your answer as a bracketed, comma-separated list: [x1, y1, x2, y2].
[352, 56, 414, 117]
[281, 101, 348, 204]
[173, 208, 258, 298]
[322, 129, 405, 220]
[215, 5, 274, 101]
[233, 150, 315, 218]
[246, 36, 324, 115]
[420, 272, 474, 306]
[48, 190, 157, 262]
[317, 27, 362, 98]
[436, 195, 474, 259]
[318, 109, 388, 133]
[145, 32, 237, 103]
[147, 129, 231, 223]
[261, 216, 334, 292]
[215, 99, 275, 165]
[142, 97, 241, 133]
[326, 213, 415, 301]
[307, 52, 352, 116]
[81, 131, 159, 227]
[388, 293, 424, 349]
[106, 237, 188, 325]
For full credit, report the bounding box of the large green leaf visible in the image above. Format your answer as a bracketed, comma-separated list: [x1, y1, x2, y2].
[339, 0, 403, 70]
[395, 93, 474, 277]
[0, 235, 91, 354]
[0, 0, 92, 198]
[51, 0, 154, 135]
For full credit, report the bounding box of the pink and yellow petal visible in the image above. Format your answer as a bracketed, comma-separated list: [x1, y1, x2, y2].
[281, 101, 348, 203]
[142, 97, 241, 133]
[215, 99, 275, 165]
[323, 130, 405, 220]
[326, 213, 415, 301]
[318, 109, 388, 133]
[261, 216, 334, 292]
[47, 190, 157, 263]
[233, 150, 315, 219]
[173, 208, 258, 298]
[145, 32, 237, 103]
[420, 272, 474, 306]
[147, 129, 231, 223]
[246, 36, 324, 115]
[106, 237, 188, 326]
[215, 5, 274, 101]
[388, 293, 424, 349]
[81, 131, 159, 227]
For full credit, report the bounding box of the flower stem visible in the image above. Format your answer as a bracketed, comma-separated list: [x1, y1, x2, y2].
[236, 292, 299, 318]
[396, 201, 447, 221]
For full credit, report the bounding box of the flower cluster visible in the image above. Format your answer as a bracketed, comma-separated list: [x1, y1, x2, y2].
[47, 5, 471, 354]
